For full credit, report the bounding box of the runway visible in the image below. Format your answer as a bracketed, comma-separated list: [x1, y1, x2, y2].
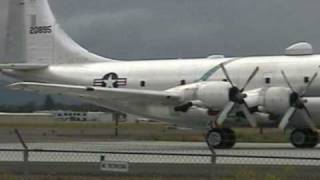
[0, 141, 320, 166]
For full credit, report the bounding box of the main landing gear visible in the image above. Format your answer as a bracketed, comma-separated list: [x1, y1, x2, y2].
[205, 128, 319, 149]
[206, 128, 236, 149]
[290, 128, 318, 148]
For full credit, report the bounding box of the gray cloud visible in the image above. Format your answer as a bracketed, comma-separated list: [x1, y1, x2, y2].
[1, 0, 320, 59]
[49, 0, 320, 59]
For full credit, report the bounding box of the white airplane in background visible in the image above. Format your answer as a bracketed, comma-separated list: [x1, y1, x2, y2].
[2, 0, 320, 149]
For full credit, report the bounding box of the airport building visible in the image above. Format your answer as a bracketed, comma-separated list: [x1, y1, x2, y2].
[39, 111, 127, 122]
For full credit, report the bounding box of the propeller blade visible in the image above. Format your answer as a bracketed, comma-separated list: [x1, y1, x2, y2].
[301, 72, 318, 96]
[281, 70, 296, 93]
[216, 102, 235, 126]
[279, 107, 296, 130]
[302, 105, 312, 119]
[240, 104, 257, 128]
[301, 106, 317, 131]
[279, 70, 318, 131]
[220, 63, 234, 87]
[240, 67, 259, 91]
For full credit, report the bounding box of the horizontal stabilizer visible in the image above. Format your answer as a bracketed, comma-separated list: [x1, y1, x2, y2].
[0, 64, 48, 70]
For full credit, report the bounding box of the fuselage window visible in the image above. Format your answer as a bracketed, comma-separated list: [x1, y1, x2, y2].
[140, 81, 146, 87]
[265, 77, 271, 84]
[304, 76, 309, 83]
[180, 80, 186, 85]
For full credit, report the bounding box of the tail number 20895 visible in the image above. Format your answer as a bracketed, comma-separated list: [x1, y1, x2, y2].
[29, 26, 52, 34]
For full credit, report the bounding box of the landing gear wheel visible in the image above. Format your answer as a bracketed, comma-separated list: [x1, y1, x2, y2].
[206, 128, 236, 149]
[290, 129, 318, 148]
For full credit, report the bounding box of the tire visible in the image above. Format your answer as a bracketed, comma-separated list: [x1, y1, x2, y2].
[290, 129, 318, 148]
[304, 129, 318, 148]
[206, 128, 236, 149]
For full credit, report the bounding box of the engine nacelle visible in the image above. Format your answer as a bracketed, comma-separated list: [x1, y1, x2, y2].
[262, 87, 291, 115]
[196, 82, 231, 109]
[168, 81, 231, 110]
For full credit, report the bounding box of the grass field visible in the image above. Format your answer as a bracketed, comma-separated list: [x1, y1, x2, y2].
[0, 121, 290, 143]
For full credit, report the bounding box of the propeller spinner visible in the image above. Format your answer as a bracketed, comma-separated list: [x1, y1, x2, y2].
[215, 63, 259, 128]
[278, 70, 318, 131]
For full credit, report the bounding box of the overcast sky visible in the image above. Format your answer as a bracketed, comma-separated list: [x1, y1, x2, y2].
[47, 0, 320, 59]
[1, 0, 320, 59]
[1, 0, 320, 104]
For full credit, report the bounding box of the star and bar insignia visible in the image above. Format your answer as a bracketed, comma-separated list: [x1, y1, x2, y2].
[93, 73, 127, 88]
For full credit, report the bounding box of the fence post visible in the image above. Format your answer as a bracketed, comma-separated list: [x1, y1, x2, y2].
[208, 144, 216, 180]
[14, 129, 29, 180]
[259, 126, 264, 135]
[113, 113, 120, 136]
[100, 155, 105, 161]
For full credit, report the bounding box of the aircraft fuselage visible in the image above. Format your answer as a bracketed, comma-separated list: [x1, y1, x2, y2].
[3, 55, 320, 128]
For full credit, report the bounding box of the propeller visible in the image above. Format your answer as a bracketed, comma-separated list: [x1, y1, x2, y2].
[278, 70, 318, 131]
[216, 64, 259, 128]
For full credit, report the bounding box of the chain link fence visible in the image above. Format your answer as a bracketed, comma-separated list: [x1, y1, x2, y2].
[0, 129, 319, 179]
[0, 148, 319, 179]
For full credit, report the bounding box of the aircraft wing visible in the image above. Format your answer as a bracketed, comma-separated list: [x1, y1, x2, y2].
[8, 82, 181, 106]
